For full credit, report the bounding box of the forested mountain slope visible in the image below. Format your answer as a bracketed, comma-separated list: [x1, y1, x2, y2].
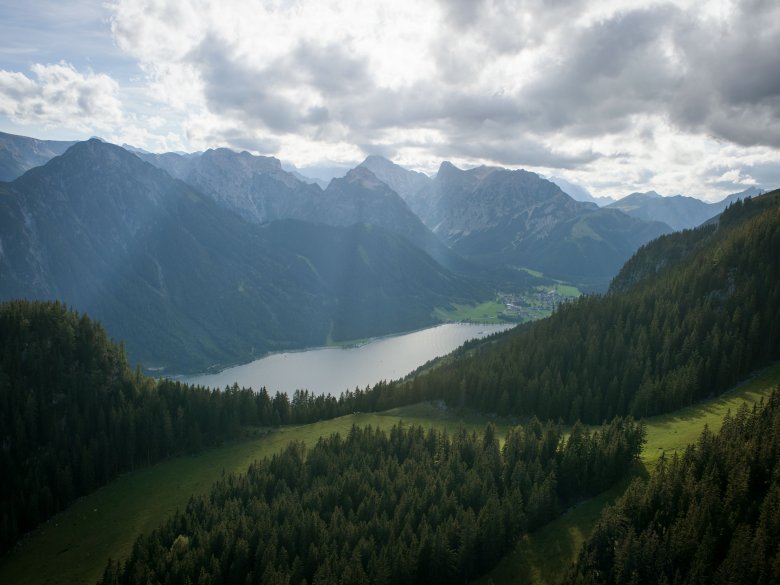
[0, 300, 256, 554]
[566, 390, 780, 585]
[0, 300, 457, 556]
[100, 418, 645, 585]
[0, 140, 484, 372]
[384, 191, 780, 423]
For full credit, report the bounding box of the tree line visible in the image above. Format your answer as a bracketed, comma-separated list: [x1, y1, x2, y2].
[0, 300, 407, 554]
[99, 417, 645, 585]
[565, 388, 780, 585]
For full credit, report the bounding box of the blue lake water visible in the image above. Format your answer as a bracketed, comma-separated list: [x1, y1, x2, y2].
[181, 323, 513, 396]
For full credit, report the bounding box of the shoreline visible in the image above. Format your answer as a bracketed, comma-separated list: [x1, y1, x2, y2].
[171, 321, 515, 386]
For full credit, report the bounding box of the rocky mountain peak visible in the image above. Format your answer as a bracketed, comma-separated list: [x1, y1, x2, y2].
[341, 166, 386, 191]
[362, 154, 393, 166]
[435, 161, 462, 178]
[50, 139, 156, 177]
[200, 148, 282, 173]
[357, 155, 431, 206]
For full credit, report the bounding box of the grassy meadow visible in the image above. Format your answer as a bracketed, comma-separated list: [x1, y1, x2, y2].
[478, 362, 780, 584]
[433, 300, 512, 323]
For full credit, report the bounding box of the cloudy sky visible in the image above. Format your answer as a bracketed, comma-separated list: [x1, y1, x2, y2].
[1, 0, 779, 200]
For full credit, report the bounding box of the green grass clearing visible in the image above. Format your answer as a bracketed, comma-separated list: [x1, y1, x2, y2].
[554, 283, 581, 297]
[433, 301, 512, 324]
[475, 475, 633, 585]
[641, 363, 780, 470]
[518, 266, 545, 278]
[477, 362, 780, 585]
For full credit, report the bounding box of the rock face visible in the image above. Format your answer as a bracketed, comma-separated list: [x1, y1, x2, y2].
[358, 155, 431, 207]
[0, 131, 76, 181]
[142, 148, 468, 272]
[139, 148, 316, 224]
[412, 162, 670, 288]
[607, 187, 765, 231]
[0, 140, 483, 372]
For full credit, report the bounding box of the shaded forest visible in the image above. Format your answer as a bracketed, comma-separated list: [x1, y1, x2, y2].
[0, 300, 404, 554]
[565, 389, 780, 585]
[99, 418, 645, 585]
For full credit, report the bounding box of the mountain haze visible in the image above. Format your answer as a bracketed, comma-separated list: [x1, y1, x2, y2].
[139, 147, 313, 224]
[414, 162, 670, 287]
[0, 140, 483, 372]
[357, 154, 432, 206]
[607, 187, 765, 230]
[0, 130, 77, 182]
[142, 148, 478, 274]
[549, 176, 615, 206]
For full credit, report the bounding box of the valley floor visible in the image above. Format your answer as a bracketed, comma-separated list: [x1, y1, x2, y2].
[1, 364, 778, 585]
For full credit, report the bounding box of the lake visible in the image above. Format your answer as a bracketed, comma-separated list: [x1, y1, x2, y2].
[181, 323, 513, 396]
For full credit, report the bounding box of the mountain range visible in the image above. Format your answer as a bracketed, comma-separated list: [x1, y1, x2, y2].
[0, 130, 77, 182]
[0, 140, 483, 372]
[605, 187, 764, 230]
[141, 147, 673, 288]
[2, 126, 779, 585]
[2, 130, 756, 371]
[358, 155, 676, 287]
[139, 148, 473, 274]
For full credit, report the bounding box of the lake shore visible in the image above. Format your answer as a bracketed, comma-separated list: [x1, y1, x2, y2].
[178, 322, 514, 396]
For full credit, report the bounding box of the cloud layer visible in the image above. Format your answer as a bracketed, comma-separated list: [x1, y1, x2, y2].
[1, 0, 779, 199]
[0, 62, 122, 131]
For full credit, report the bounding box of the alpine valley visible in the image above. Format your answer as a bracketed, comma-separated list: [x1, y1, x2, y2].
[0, 130, 693, 372]
[5, 1, 780, 583]
[0, 136, 486, 372]
[1, 129, 778, 585]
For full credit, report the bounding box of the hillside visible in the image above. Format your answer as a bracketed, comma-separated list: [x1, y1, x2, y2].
[0, 140, 484, 372]
[566, 389, 780, 584]
[0, 300, 255, 554]
[4, 363, 777, 585]
[0, 299, 494, 558]
[610, 189, 780, 294]
[377, 189, 780, 422]
[99, 418, 644, 585]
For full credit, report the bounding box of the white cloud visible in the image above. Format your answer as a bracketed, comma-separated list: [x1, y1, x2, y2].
[0, 62, 123, 131]
[1, 0, 778, 200]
